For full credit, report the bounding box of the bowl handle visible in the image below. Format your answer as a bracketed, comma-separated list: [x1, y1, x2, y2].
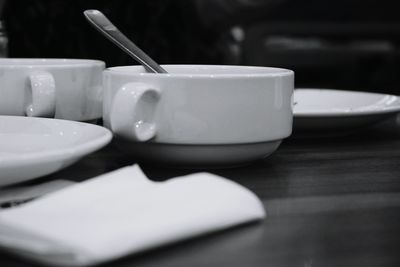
[110, 82, 160, 142]
[26, 71, 56, 117]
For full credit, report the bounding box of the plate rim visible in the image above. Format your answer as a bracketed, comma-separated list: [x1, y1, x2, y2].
[293, 88, 400, 117]
[0, 116, 112, 167]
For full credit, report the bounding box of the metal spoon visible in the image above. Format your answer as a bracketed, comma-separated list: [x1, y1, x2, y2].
[84, 9, 167, 73]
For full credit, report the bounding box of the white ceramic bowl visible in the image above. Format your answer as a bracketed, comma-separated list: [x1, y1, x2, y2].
[103, 65, 294, 167]
[0, 58, 104, 121]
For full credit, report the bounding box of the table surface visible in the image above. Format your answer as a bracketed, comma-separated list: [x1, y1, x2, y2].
[1, 116, 400, 267]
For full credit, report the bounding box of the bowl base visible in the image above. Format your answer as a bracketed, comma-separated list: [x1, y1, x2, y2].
[114, 139, 282, 169]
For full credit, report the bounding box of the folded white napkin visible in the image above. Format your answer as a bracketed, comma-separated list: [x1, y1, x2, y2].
[0, 165, 265, 266]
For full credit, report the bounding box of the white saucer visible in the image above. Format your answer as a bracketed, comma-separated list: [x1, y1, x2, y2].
[293, 88, 400, 134]
[0, 116, 112, 187]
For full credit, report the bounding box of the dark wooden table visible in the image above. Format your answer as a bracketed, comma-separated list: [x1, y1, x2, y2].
[1, 116, 400, 267]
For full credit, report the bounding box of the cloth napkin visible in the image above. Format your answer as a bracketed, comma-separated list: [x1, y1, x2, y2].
[0, 165, 265, 266]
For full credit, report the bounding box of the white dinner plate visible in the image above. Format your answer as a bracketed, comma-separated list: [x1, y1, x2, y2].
[0, 116, 112, 187]
[293, 88, 400, 134]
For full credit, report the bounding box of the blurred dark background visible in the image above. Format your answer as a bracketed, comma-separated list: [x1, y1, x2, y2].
[1, 0, 400, 94]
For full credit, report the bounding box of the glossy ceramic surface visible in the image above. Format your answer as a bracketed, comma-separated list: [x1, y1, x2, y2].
[104, 65, 294, 144]
[293, 88, 400, 133]
[103, 65, 293, 167]
[0, 58, 105, 121]
[0, 116, 112, 186]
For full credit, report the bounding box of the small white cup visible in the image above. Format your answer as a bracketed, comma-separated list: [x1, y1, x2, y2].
[104, 65, 293, 143]
[103, 65, 294, 166]
[0, 58, 104, 121]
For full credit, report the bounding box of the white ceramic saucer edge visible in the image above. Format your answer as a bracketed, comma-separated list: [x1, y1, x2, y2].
[0, 116, 112, 186]
[294, 88, 400, 117]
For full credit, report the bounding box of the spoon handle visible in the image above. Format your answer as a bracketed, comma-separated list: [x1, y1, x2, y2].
[84, 10, 167, 73]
